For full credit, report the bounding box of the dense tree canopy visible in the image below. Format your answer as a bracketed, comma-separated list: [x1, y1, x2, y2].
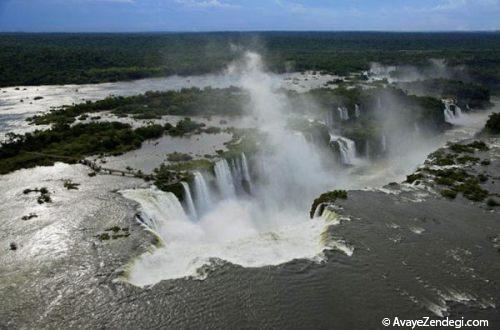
[1, 32, 499, 90]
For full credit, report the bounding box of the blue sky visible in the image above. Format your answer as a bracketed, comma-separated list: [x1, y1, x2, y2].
[0, 0, 499, 32]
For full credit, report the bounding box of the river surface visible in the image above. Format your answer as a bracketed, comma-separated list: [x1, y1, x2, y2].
[0, 74, 499, 328]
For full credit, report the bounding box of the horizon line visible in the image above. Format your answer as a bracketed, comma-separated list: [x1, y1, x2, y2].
[1, 29, 499, 34]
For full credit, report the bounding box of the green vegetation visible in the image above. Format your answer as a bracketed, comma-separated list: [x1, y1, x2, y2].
[153, 164, 194, 198]
[398, 79, 491, 108]
[441, 189, 458, 199]
[167, 152, 193, 162]
[429, 149, 481, 166]
[1, 32, 499, 90]
[455, 179, 489, 202]
[159, 159, 214, 172]
[97, 233, 110, 241]
[419, 144, 493, 203]
[165, 117, 206, 136]
[23, 84, 448, 168]
[37, 192, 52, 204]
[484, 112, 500, 134]
[204, 127, 223, 134]
[0, 122, 165, 174]
[429, 168, 472, 183]
[406, 173, 424, 184]
[63, 180, 80, 190]
[425, 167, 490, 202]
[456, 156, 480, 165]
[97, 227, 130, 241]
[431, 151, 456, 166]
[21, 213, 38, 221]
[220, 128, 263, 159]
[449, 141, 489, 153]
[300, 86, 446, 154]
[28, 87, 246, 125]
[22, 187, 52, 204]
[310, 190, 347, 218]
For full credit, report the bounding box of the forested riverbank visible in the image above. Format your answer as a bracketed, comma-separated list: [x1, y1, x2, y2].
[1, 32, 499, 90]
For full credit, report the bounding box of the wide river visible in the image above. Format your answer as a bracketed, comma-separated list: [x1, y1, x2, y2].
[1, 73, 499, 328]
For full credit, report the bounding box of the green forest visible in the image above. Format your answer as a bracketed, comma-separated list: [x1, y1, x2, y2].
[1, 32, 499, 90]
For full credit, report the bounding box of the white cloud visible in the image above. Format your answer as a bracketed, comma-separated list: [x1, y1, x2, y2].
[175, 0, 237, 9]
[433, 0, 498, 11]
[274, 0, 336, 16]
[87, 0, 135, 3]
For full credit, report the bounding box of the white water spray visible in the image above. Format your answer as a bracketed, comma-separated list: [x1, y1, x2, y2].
[193, 171, 212, 215]
[330, 134, 357, 165]
[181, 181, 197, 220]
[214, 158, 237, 199]
[338, 107, 349, 121]
[122, 52, 345, 286]
[241, 153, 253, 193]
[444, 100, 463, 124]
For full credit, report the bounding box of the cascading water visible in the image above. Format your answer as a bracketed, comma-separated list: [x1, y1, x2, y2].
[381, 135, 387, 152]
[229, 158, 243, 193]
[337, 107, 349, 121]
[241, 153, 253, 193]
[193, 171, 213, 215]
[122, 52, 348, 286]
[443, 100, 463, 124]
[365, 140, 370, 159]
[214, 158, 237, 199]
[181, 181, 197, 220]
[325, 110, 334, 128]
[330, 134, 357, 165]
[355, 104, 360, 118]
[121, 187, 191, 242]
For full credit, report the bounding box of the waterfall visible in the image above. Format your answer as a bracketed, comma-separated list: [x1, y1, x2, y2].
[181, 181, 197, 220]
[330, 134, 357, 165]
[355, 104, 360, 118]
[443, 100, 463, 124]
[241, 153, 253, 193]
[121, 187, 189, 242]
[214, 159, 236, 199]
[377, 97, 382, 109]
[325, 110, 334, 128]
[365, 140, 370, 159]
[337, 107, 349, 121]
[229, 158, 242, 193]
[381, 135, 387, 152]
[193, 171, 212, 214]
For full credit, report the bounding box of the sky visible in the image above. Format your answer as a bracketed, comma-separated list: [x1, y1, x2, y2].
[0, 0, 499, 32]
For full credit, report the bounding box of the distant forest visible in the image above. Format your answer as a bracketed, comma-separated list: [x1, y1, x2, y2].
[1, 32, 499, 90]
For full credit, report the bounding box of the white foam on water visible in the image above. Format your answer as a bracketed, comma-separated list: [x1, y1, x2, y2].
[121, 188, 337, 286]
